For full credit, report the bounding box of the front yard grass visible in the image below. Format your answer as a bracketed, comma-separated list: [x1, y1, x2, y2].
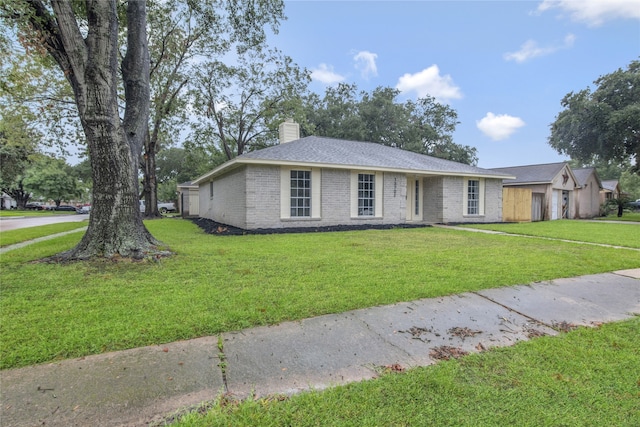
[461, 219, 640, 248]
[596, 212, 640, 222]
[1, 219, 639, 369]
[173, 318, 640, 427]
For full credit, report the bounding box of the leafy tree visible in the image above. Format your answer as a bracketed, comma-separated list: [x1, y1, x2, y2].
[140, 1, 289, 218]
[620, 170, 640, 200]
[548, 59, 640, 173]
[301, 84, 477, 165]
[2, 0, 157, 260]
[23, 156, 81, 206]
[0, 110, 40, 208]
[190, 48, 309, 160]
[0, 21, 81, 158]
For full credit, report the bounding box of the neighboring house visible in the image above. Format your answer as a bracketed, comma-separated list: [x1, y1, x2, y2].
[1, 193, 16, 210]
[571, 167, 603, 218]
[600, 180, 621, 203]
[192, 121, 514, 230]
[177, 181, 200, 217]
[492, 162, 578, 221]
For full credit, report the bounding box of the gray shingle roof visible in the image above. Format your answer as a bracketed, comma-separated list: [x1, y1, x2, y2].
[491, 162, 567, 184]
[571, 167, 602, 188]
[238, 136, 511, 177]
[601, 180, 619, 192]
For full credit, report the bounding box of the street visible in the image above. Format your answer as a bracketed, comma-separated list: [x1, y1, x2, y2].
[0, 214, 89, 232]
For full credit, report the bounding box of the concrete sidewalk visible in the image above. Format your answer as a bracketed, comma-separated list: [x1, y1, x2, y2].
[1, 270, 639, 427]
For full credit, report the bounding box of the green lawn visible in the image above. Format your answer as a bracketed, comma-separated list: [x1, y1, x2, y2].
[173, 318, 640, 427]
[0, 222, 88, 247]
[596, 212, 640, 222]
[0, 209, 78, 217]
[461, 220, 640, 248]
[1, 219, 639, 370]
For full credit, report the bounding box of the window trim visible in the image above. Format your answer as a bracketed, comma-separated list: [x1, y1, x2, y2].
[280, 167, 321, 219]
[350, 171, 383, 218]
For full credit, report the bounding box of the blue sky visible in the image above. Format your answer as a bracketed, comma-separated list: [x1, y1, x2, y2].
[271, 0, 640, 168]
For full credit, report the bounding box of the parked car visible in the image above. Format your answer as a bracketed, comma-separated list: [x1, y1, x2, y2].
[76, 205, 91, 214]
[25, 202, 45, 210]
[139, 200, 177, 214]
[627, 199, 640, 211]
[52, 205, 77, 212]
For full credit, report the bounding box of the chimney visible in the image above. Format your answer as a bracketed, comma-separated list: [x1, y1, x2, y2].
[278, 119, 300, 144]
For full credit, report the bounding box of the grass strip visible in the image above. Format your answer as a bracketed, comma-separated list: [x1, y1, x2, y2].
[461, 220, 640, 248]
[1, 219, 639, 369]
[172, 318, 640, 427]
[0, 222, 88, 247]
[0, 210, 80, 217]
[595, 212, 640, 222]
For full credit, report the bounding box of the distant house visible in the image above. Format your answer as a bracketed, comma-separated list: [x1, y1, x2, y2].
[177, 181, 199, 217]
[192, 120, 513, 230]
[1, 193, 16, 210]
[600, 180, 621, 203]
[492, 162, 578, 221]
[572, 167, 603, 218]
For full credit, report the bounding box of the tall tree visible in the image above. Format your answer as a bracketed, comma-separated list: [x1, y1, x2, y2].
[2, 0, 158, 260]
[301, 84, 477, 165]
[140, 1, 288, 217]
[548, 59, 640, 173]
[190, 48, 309, 161]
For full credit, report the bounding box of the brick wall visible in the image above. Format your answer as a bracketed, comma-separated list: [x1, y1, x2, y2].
[199, 167, 247, 229]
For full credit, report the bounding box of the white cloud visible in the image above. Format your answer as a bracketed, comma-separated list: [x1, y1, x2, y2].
[310, 63, 345, 85]
[504, 33, 576, 63]
[476, 113, 526, 141]
[395, 65, 462, 103]
[353, 51, 378, 80]
[537, 0, 640, 26]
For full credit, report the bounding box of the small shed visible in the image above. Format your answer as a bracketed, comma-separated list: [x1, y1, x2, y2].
[177, 181, 199, 217]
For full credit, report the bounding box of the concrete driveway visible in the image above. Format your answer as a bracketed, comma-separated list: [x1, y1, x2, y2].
[0, 213, 89, 232]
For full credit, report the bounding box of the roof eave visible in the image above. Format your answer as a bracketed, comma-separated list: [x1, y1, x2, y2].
[235, 158, 515, 180]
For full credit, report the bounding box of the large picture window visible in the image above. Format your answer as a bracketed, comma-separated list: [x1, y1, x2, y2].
[467, 179, 480, 215]
[290, 170, 311, 217]
[358, 173, 375, 216]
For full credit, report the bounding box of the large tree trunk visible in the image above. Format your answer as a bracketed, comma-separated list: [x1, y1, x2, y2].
[26, 0, 166, 260]
[142, 128, 161, 218]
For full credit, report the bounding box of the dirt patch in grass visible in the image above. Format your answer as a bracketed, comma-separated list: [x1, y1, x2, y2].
[190, 218, 430, 236]
[552, 321, 579, 333]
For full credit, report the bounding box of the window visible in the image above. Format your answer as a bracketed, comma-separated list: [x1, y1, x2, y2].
[358, 173, 375, 216]
[415, 179, 420, 216]
[209, 181, 214, 198]
[290, 170, 311, 217]
[467, 179, 479, 215]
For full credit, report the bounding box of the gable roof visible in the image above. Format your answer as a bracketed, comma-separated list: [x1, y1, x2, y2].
[571, 167, 602, 189]
[193, 136, 514, 184]
[491, 162, 576, 185]
[601, 180, 619, 192]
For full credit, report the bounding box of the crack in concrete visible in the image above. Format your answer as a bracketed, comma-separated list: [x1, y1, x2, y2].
[471, 290, 556, 330]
